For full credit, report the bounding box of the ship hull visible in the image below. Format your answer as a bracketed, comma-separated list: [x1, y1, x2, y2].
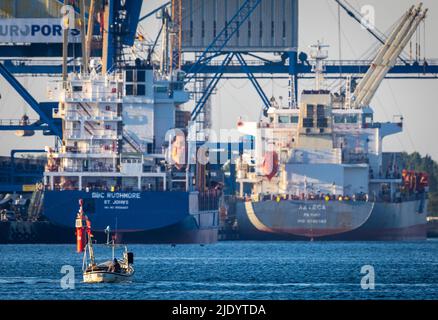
[0, 190, 218, 244]
[0, 214, 218, 244]
[235, 199, 427, 241]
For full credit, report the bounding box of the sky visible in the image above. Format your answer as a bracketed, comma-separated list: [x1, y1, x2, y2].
[1, 0, 437, 160]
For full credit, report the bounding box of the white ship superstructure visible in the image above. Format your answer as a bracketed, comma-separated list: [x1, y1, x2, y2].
[237, 42, 403, 199]
[44, 64, 190, 192]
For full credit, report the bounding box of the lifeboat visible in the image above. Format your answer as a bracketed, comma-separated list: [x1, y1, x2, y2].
[171, 133, 187, 170]
[261, 151, 279, 180]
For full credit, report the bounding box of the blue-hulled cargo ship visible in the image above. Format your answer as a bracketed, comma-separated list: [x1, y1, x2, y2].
[0, 60, 220, 244]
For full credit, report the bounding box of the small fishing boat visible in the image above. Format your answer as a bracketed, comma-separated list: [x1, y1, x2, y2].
[82, 249, 135, 284]
[75, 200, 134, 283]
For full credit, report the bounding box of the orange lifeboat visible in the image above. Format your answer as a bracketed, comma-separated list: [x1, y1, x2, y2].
[261, 151, 279, 180]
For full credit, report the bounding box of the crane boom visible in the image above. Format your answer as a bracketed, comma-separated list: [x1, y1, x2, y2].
[352, 5, 414, 105]
[352, 4, 427, 108]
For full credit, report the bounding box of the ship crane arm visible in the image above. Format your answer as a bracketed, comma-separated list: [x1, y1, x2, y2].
[352, 4, 427, 108]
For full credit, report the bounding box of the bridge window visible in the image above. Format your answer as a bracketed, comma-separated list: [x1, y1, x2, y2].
[137, 85, 146, 96]
[155, 86, 168, 93]
[317, 118, 328, 128]
[317, 104, 325, 116]
[126, 85, 134, 96]
[137, 70, 146, 82]
[334, 115, 344, 124]
[334, 115, 358, 124]
[125, 70, 133, 82]
[306, 104, 314, 117]
[346, 115, 358, 123]
[279, 116, 290, 124]
[303, 118, 313, 128]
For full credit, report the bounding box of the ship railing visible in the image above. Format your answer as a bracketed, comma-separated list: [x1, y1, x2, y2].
[375, 189, 428, 203]
[60, 146, 117, 155]
[64, 129, 119, 139]
[342, 153, 370, 164]
[198, 189, 222, 211]
[65, 111, 120, 120]
[183, 58, 438, 68]
[47, 166, 117, 173]
[0, 118, 39, 126]
[245, 193, 372, 203]
[63, 89, 122, 101]
[321, 59, 438, 67]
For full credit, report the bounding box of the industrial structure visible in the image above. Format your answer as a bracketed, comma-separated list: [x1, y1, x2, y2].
[0, 0, 437, 190]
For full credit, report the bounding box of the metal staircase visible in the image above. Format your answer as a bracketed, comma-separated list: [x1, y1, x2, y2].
[77, 102, 93, 118]
[123, 129, 143, 153]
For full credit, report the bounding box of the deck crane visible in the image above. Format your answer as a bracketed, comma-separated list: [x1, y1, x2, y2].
[352, 3, 428, 109]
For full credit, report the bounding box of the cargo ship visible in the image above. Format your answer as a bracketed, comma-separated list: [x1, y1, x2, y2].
[36, 60, 220, 244]
[231, 5, 429, 241]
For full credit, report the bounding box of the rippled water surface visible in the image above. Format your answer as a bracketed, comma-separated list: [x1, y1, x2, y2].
[1, 241, 437, 300]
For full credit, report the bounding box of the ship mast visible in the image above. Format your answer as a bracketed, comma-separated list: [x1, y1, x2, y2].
[310, 41, 329, 91]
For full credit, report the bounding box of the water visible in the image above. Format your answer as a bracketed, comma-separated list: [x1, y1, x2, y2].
[0, 241, 437, 300]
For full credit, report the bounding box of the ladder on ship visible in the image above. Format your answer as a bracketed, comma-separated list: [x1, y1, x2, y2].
[78, 102, 93, 117]
[123, 129, 143, 153]
[27, 187, 44, 221]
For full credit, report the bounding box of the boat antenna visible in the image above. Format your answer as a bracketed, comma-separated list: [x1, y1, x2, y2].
[310, 41, 329, 91]
[105, 225, 115, 261]
[105, 225, 111, 245]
